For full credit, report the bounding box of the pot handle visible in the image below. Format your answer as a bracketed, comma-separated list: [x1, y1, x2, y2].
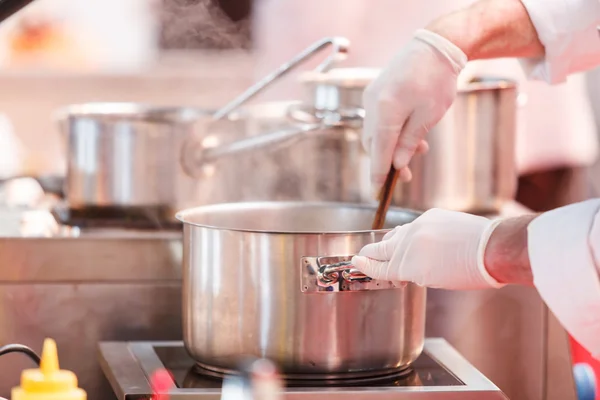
[301, 255, 403, 293]
[317, 260, 369, 284]
[212, 36, 350, 120]
[180, 123, 326, 177]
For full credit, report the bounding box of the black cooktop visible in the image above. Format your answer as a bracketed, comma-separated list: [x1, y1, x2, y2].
[152, 344, 462, 389]
[98, 340, 508, 400]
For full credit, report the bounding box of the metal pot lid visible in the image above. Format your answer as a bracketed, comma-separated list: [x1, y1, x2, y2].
[292, 68, 379, 121]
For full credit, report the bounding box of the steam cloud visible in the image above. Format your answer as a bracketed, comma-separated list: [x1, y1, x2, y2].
[159, 0, 251, 50]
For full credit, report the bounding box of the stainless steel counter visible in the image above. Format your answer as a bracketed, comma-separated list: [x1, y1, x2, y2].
[0, 221, 183, 399]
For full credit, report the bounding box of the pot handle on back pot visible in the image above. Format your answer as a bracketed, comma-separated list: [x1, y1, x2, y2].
[180, 122, 326, 177]
[301, 255, 403, 293]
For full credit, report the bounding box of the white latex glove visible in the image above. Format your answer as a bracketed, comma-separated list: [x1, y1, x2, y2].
[351, 209, 505, 290]
[362, 29, 467, 186]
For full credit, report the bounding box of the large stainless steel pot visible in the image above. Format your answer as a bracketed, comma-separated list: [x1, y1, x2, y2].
[182, 71, 518, 214]
[182, 99, 368, 204]
[177, 201, 426, 378]
[57, 103, 213, 214]
[179, 68, 376, 204]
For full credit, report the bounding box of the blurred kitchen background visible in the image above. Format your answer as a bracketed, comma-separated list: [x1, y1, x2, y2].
[0, 0, 598, 205]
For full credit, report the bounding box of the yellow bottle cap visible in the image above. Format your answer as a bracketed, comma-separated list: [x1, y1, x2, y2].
[11, 338, 86, 400]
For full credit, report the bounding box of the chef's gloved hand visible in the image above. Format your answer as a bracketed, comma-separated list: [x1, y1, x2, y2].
[362, 29, 467, 187]
[351, 209, 504, 290]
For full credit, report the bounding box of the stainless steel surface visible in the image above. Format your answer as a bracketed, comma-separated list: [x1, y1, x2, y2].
[98, 339, 509, 399]
[394, 78, 518, 213]
[57, 103, 211, 212]
[0, 226, 183, 400]
[176, 201, 426, 377]
[212, 37, 350, 120]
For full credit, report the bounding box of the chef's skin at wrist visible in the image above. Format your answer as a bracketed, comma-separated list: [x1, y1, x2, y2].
[483, 215, 538, 286]
[425, 0, 544, 61]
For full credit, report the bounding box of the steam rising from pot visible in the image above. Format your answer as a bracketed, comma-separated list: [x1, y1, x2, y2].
[159, 0, 251, 50]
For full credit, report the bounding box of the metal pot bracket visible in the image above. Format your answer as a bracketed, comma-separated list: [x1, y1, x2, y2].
[301, 255, 402, 293]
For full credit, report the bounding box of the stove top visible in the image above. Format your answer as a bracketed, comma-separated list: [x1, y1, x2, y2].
[98, 339, 508, 399]
[51, 203, 181, 231]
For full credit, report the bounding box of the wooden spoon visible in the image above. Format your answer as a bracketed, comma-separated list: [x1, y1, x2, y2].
[371, 166, 400, 230]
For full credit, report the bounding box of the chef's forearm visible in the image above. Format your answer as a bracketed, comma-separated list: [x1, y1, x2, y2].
[426, 0, 544, 61]
[484, 215, 537, 286]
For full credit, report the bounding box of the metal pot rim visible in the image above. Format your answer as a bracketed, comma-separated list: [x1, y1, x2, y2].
[176, 201, 421, 235]
[54, 102, 213, 124]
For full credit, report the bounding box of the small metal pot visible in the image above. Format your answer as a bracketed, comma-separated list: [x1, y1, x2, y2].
[57, 103, 213, 215]
[179, 68, 376, 204]
[176, 201, 426, 378]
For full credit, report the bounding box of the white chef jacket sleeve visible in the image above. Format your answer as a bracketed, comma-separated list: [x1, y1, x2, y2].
[528, 198, 600, 358]
[518, 0, 600, 84]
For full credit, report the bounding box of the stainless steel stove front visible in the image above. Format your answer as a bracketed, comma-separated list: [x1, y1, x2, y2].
[98, 338, 509, 399]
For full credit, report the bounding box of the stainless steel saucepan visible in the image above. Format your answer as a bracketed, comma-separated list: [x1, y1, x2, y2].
[57, 103, 212, 214]
[176, 201, 426, 378]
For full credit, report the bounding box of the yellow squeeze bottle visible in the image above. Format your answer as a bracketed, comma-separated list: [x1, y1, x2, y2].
[11, 338, 86, 400]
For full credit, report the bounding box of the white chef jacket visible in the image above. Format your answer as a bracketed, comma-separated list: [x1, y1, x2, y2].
[517, 0, 600, 358]
[528, 199, 600, 358]
[519, 0, 600, 84]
